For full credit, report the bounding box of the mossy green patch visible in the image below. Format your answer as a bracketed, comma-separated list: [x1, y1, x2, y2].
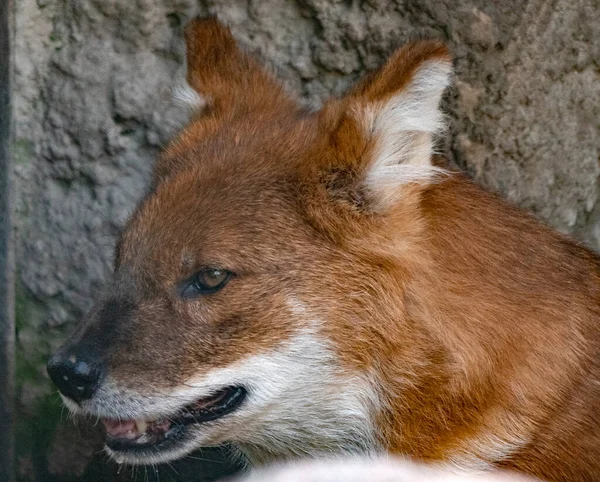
[13, 138, 35, 166]
[16, 392, 64, 482]
[15, 282, 51, 388]
[14, 283, 69, 480]
[15, 283, 45, 332]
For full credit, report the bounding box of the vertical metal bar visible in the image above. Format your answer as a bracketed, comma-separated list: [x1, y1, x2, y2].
[0, 0, 14, 480]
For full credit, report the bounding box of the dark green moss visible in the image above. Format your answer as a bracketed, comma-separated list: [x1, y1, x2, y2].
[13, 138, 34, 166]
[16, 393, 64, 482]
[14, 283, 65, 481]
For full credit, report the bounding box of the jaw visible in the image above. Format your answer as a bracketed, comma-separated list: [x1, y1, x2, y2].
[60, 329, 381, 466]
[102, 386, 247, 465]
[235, 436, 380, 469]
[60, 385, 250, 465]
[105, 425, 205, 465]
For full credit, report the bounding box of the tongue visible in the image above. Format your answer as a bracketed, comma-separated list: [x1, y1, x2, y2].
[103, 419, 138, 438]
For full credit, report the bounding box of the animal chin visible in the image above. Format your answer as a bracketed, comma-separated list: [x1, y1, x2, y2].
[102, 386, 246, 456]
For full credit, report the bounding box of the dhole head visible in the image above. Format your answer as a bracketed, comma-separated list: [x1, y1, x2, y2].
[47, 17, 452, 465]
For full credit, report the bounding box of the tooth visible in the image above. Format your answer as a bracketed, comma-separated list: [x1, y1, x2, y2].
[136, 420, 148, 433]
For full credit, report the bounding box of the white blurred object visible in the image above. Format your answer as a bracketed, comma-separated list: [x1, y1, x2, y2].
[232, 456, 540, 482]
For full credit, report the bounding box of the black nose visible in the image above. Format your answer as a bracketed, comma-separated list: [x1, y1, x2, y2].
[46, 354, 103, 403]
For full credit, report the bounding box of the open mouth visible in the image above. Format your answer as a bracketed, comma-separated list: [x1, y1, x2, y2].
[102, 386, 246, 453]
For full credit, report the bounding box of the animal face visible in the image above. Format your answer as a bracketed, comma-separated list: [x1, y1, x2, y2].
[47, 17, 451, 465]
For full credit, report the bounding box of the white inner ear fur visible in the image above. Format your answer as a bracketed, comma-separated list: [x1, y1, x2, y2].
[357, 59, 453, 207]
[172, 61, 206, 112]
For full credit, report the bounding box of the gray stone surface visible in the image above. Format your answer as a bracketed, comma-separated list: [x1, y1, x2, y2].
[12, 0, 600, 480]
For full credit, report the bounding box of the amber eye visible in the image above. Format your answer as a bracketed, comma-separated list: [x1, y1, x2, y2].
[182, 268, 232, 298]
[195, 268, 229, 289]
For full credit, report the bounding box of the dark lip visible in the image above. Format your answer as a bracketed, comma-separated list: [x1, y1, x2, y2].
[105, 386, 247, 453]
[106, 422, 185, 453]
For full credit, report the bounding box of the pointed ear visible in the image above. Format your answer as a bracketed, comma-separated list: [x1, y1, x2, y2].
[175, 17, 295, 116]
[316, 40, 452, 212]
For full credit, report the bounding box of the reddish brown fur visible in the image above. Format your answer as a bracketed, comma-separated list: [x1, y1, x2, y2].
[326, 176, 600, 480]
[52, 17, 599, 481]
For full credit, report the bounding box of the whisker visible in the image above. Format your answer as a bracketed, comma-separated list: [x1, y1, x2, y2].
[184, 453, 225, 464]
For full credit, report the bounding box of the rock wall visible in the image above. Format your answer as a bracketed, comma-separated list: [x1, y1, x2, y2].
[12, 0, 600, 480]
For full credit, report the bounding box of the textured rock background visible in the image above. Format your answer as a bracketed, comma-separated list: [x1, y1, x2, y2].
[12, 0, 600, 480]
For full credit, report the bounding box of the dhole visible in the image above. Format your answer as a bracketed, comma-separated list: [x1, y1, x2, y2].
[47, 17, 599, 482]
